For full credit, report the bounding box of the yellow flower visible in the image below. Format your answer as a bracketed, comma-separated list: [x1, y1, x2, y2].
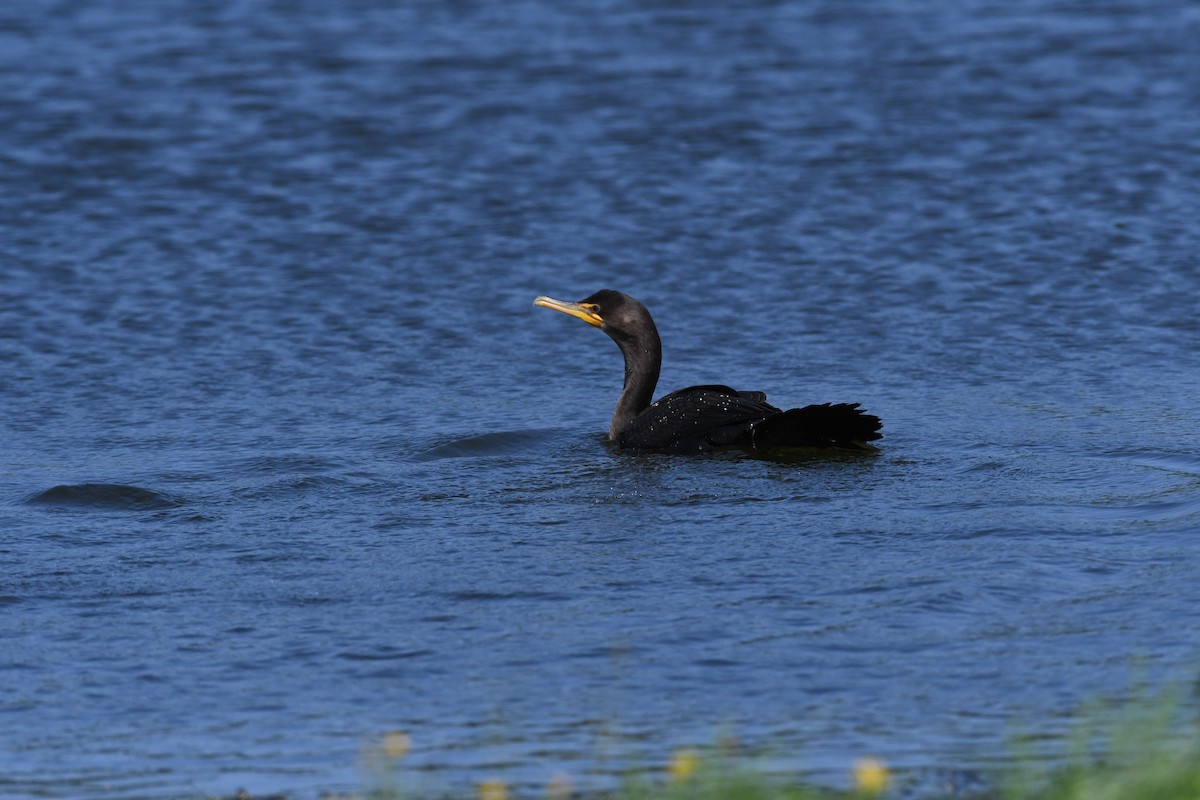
[478, 778, 508, 800]
[852, 757, 890, 795]
[380, 730, 411, 759]
[668, 749, 701, 782]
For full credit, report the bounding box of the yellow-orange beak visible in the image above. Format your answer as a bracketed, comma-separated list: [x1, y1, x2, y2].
[533, 296, 604, 328]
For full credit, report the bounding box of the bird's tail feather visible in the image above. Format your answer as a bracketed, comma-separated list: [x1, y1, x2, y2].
[751, 403, 882, 450]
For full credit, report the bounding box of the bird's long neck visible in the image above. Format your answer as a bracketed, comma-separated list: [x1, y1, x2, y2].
[609, 329, 661, 440]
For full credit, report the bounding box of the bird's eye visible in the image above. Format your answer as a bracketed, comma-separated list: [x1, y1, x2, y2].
[584, 304, 600, 315]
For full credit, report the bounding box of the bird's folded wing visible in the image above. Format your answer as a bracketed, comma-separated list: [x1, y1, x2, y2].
[616, 386, 779, 452]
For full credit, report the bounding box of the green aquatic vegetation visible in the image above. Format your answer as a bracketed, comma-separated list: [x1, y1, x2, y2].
[1003, 685, 1200, 800]
[355, 683, 1200, 800]
[613, 747, 845, 800]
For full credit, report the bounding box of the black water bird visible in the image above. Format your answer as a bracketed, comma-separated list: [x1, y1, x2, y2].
[533, 290, 883, 454]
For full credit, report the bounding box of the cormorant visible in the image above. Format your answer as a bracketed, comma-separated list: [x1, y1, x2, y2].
[534, 290, 883, 454]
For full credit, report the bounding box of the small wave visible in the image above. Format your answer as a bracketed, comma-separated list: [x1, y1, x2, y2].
[1094, 495, 1200, 523]
[442, 589, 571, 602]
[411, 429, 553, 461]
[220, 453, 351, 479]
[1098, 448, 1200, 476]
[336, 648, 433, 662]
[235, 473, 351, 501]
[26, 483, 183, 511]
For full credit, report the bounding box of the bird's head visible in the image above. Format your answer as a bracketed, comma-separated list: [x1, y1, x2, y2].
[533, 289, 654, 345]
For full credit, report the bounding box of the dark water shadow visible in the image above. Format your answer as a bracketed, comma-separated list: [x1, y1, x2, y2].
[610, 440, 884, 466]
[410, 429, 558, 461]
[26, 483, 184, 511]
[740, 445, 884, 466]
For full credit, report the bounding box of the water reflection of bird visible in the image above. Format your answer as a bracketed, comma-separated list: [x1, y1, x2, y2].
[534, 289, 883, 454]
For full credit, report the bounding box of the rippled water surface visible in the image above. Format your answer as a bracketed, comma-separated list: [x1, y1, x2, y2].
[3, 2, 1200, 798]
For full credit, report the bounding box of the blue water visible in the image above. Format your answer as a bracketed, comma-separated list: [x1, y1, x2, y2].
[3, 2, 1200, 798]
